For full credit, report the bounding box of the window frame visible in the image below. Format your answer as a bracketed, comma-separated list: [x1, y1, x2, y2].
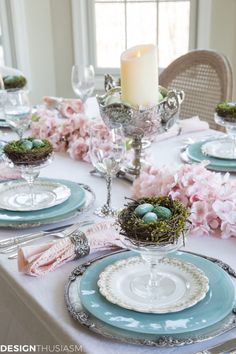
[72, 0, 205, 89]
[0, 0, 16, 67]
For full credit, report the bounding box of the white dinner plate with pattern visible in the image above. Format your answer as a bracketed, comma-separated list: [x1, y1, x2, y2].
[0, 180, 71, 211]
[98, 256, 209, 314]
[201, 138, 236, 159]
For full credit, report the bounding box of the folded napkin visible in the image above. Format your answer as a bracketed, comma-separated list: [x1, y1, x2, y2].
[0, 162, 21, 180]
[43, 96, 84, 118]
[18, 221, 124, 277]
[156, 116, 209, 142]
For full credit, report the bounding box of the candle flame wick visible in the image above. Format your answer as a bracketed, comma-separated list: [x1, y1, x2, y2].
[137, 51, 141, 58]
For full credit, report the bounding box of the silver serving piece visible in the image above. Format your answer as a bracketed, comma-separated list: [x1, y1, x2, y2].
[97, 75, 184, 176]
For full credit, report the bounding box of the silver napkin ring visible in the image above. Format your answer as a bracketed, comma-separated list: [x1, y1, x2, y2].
[70, 230, 90, 259]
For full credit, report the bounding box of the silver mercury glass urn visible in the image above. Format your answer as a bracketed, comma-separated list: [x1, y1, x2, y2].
[96, 74, 185, 176]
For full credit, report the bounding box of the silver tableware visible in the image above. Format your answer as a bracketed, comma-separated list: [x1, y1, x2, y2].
[8, 227, 91, 260]
[65, 249, 236, 348]
[0, 220, 93, 253]
[0, 223, 76, 248]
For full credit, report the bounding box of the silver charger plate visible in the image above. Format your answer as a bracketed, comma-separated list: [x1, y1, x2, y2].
[65, 250, 236, 347]
[97, 256, 209, 314]
[0, 180, 71, 211]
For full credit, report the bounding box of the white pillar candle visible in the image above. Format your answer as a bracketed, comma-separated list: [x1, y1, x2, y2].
[120, 44, 158, 107]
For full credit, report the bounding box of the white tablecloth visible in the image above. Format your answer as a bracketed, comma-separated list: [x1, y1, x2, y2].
[1, 100, 236, 354]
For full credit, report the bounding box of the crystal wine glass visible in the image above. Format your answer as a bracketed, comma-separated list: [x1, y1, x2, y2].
[71, 64, 95, 104]
[89, 123, 125, 217]
[4, 90, 31, 139]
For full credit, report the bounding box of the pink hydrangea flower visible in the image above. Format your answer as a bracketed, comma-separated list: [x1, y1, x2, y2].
[132, 162, 236, 239]
[31, 105, 104, 161]
[67, 137, 89, 161]
[59, 99, 84, 118]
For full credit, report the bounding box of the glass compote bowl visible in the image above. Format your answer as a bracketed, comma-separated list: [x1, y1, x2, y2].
[121, 235, 185, 302]
[117, 195, 191, 303]
[3, 153, 54, 210]
[214, 110, 236, 159]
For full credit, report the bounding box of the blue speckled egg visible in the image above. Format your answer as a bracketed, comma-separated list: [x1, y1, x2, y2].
[154, 206, 172, 220]
[20, 140, 33, 150]
[32, 139, 44, 148]
[134, 203, 154, 217]
[143, 212, 158, 224]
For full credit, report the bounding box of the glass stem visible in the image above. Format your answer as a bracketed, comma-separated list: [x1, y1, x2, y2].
[18, 130, 23, 140]
[148, 259, 161, 288]
[28, 180, 34, 206]
[21, 169, 39, 207]
[105, 174, 112, 209]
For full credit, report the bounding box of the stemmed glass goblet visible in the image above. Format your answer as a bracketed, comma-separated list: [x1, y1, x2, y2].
[3, 152, 54, 210]
[89, 123, 125, 217]
[121, 236, 184, 302]
[71, 64, 95, 109]
[214, 110, 236, 158]
[4, 90, 31, 139]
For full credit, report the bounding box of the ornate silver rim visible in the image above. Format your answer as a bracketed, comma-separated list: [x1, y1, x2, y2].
[65, 250, 236, 347]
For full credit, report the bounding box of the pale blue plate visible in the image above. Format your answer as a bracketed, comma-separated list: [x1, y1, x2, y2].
[80, 251, 235, 335]
[0, 178, 85, 227]
[186, 140, 236, 170]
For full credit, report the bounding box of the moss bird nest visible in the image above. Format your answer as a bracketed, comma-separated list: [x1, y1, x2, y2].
[216, 102, 236, 122]
[3, 75, 27, 90]
[4, 138, 53, 165]
[118, 196, 190, 245]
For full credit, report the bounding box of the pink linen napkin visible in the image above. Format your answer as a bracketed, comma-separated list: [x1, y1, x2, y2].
[43, 96, 84, 118]
[0, 163, 21, 180]
[18, 221, 124, 277]
[156, 116, 209, 142]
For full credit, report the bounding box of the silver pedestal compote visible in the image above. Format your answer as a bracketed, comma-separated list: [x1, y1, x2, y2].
[97, 76, 184, 176]
[3, 153, 54, 210]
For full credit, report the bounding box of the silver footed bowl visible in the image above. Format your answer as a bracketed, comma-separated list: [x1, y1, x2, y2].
[96, 86, 185, 138]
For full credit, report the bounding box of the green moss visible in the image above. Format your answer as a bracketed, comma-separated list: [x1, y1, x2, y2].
[4, 138, 53, 165]
[4, 138, 52, 154]
[216, 102, 236, 121]
[3, 75, 27, 90]
[118, 196, 190, 245]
